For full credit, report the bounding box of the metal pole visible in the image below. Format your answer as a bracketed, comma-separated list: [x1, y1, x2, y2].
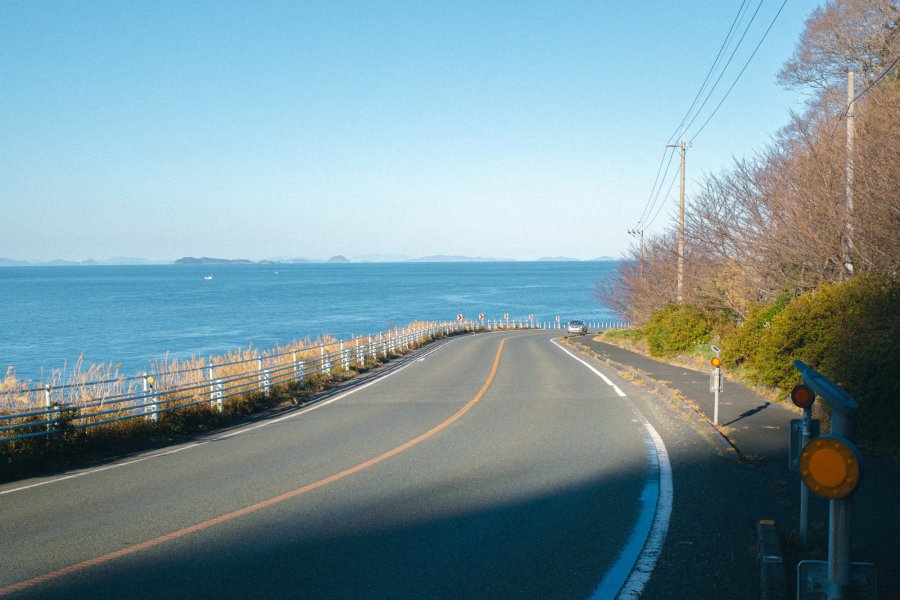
[713, 367, 720, 425]
[828, 498, 852, 599]
[800, 406, 812, 546]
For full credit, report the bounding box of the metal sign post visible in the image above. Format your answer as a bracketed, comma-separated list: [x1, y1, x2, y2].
[793, 361, 876, 600]
[709, 346, 723, 425]
[789, 384, 820, 548]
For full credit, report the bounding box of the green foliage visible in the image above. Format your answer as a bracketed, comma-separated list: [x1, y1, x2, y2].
[721, 288, 795, 369]
[731, 275, 900, 449]
[643, 304, 715, 357]
[601, 328, 644, 343]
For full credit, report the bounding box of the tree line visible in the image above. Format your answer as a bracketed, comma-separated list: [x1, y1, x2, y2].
[597, 0, 899, 449]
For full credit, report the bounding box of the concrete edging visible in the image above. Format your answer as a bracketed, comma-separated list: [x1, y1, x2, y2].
[565, 338, 741, 460]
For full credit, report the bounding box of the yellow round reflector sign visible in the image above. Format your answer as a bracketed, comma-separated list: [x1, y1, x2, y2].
[710, 356, 721, 368]
[799, 435, 861, 499]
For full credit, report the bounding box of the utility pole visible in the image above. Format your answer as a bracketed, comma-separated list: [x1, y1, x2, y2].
[628, 228, 644, 277]
[843, 70, 856, 279]
[667, 130, 691, 303]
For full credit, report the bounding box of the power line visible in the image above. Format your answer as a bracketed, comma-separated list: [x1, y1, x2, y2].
[636, 148, 670, 224]
[690, 0, 789, 143]
[637, 146, 676, 226]
[682, 0, 767, 136]
[826, 55, 900, 142]
[639, 147, 677, 227]
[635, 2, 754, 229]
[645, 162, 681, 229]
[666, 0, 750, 144]
[853, 54, 900, 103]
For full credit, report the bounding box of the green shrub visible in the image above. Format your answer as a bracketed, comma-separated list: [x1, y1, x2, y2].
[749, 275, 900, 448]
[601, 328, 644, 343]
[721, 289, 794, 369]
[643, 304, 714, 357]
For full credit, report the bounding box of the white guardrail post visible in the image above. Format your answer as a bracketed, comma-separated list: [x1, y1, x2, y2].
[143, 372, 158, 422]
[257, 358, 264, 393]
[43, 385, 56, 432]
[0, 321, 473, 443]
[208, 361, 223, 413]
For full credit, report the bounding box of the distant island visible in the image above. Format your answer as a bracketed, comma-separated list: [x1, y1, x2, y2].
[410, 255, 506, 263]
[175, 256, 275, 265]
[1, 254, 622, 267]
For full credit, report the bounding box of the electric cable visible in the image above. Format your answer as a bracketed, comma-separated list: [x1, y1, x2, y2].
[682, 0, 767, 136]
[639, 147, 678, 227]
[644, 163, 682, 229]
[637, 146, 675, 225]
[690, 0, 789, 143]
[666, 0, 750, 144]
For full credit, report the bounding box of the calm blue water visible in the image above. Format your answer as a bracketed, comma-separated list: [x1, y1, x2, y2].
[0, 262, 621, 383]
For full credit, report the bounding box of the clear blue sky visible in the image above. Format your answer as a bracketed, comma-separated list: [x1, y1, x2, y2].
[1, 1, 822, 262]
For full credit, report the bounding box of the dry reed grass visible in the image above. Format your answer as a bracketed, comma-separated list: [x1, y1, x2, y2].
[1, 322, 452, 445]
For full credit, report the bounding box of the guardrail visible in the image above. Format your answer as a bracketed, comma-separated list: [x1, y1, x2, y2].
[0, 322, 472, 443]
[0, 318, 630, 444]
[482, 319, 631, 330]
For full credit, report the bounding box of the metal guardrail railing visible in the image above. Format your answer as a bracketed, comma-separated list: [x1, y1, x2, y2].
[0, 323, 461, 443]
[0, 318, 631, 444]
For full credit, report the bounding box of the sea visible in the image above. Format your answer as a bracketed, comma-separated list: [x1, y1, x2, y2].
[0, 261, 623, 384]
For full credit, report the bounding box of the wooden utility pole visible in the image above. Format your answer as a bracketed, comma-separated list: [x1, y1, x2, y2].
[668, 130, 691, 303]
[843, 70, 856, 279]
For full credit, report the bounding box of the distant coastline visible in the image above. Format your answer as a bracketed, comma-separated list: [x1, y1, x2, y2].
[1, 255, 619, 267]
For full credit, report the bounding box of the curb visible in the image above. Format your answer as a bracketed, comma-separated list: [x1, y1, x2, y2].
[565, 338, 742, 460]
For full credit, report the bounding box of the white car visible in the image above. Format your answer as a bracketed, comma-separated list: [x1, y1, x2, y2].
[567, 320, 588, 335]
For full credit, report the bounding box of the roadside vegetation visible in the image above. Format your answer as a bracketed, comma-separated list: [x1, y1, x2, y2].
[0, 322, 460, 482]
[596, 1, 899, 454]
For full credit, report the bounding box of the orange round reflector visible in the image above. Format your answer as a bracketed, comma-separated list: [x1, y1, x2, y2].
[790, 384, 815, 408]
[710, 356, 721, 368]
[799, 435, 860, 499]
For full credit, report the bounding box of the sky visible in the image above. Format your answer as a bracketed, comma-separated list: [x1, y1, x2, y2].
[1, 0, 824, 262]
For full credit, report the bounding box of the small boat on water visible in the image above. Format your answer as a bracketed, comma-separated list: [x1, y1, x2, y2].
[203, 275, 214, 280]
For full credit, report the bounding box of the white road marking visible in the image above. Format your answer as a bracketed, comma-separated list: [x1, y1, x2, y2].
[0, 339, 454, 496]
[551, 338, 673, 599]
[551, 338, 621, 393]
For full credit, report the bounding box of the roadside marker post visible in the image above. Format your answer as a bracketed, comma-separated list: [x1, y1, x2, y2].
[143, 373, 158, 423]
[792, 360, 876, 600]
[789, 384, 819, 548]
[709, 345, 723, 425]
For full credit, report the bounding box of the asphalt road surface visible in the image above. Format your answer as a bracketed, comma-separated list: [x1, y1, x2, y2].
[0, 331, 758, 599]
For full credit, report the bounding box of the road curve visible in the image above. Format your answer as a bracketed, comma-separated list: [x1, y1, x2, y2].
[0, 331, 669, 599]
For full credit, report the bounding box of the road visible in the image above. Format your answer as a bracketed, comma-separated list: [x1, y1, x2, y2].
[1, 331, 751, 599]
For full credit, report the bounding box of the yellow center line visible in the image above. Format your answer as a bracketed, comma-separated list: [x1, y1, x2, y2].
[0, 337, 507, 597]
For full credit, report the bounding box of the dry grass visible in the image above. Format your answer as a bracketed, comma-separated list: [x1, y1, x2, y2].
[1, 321, 460, 479]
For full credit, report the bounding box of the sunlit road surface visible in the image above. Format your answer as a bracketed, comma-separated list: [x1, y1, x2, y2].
[0, 331, 672, 599]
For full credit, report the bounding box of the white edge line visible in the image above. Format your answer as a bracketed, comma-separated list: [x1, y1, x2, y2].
[551, 338, 618, 390]
[0, 339, 454, 496]
[551, 337, 672, 599]
[615, 422, 673, 599]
